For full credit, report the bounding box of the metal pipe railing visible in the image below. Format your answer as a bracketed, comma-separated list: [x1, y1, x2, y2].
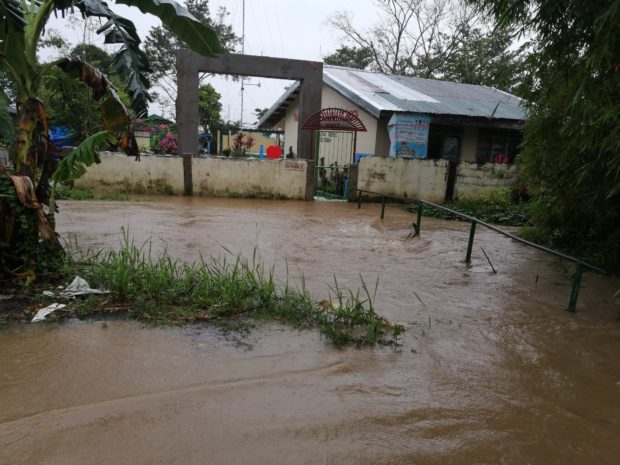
[356, 189, 608, 312]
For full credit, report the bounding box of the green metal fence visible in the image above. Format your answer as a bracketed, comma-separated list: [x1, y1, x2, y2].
[356, 189, 608, 313]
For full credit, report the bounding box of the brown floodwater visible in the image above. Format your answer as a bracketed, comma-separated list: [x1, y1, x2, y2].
[1, 197, 619, 465]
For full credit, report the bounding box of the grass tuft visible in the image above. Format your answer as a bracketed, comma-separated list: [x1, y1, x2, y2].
[58, 231, 403, 347]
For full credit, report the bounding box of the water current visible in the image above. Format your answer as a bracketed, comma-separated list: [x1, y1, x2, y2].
[1, 197, 619, 464]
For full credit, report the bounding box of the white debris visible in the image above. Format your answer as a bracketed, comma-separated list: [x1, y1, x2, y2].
[32, 303, 67, 323]
[42, 290, 55, 298]
[61, 276, 108, 297]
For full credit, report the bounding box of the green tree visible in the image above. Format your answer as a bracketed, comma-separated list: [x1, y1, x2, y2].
[0, 0, 222, 278]
[427, 25, 530, 95]
[144, 0, 239, 105]
[40, 44, 132, 142]
[198, 83, 222, 129]
[70, 43, 113, 73]
[254, 107, 268, 123]
[471, 0, 620, 271]
[324, 46, 374, 70]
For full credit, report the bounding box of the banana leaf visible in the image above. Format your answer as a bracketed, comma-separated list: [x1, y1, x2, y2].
[116, 0, 223, 56]
[52, 131, 116, 181]
[55, 58, 138, 157]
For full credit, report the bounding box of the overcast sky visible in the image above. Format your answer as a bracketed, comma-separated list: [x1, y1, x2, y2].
[46, 0, 379, 125]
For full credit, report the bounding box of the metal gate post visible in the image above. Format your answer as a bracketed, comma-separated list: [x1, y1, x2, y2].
[358, 190, 362, 209]
[465, 221, 477, 263]
[380, 196, 386, 219]
[416, 202, 423, 234]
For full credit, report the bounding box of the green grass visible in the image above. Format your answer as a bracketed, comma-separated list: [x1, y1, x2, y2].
[45, 233, 403, 347]
[55, 184, 129, 201]
[412, 188, 530, 226]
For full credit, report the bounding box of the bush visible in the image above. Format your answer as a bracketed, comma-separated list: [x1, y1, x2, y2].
[416, 188, 530, 226]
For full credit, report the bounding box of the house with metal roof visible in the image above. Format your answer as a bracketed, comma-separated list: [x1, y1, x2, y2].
[258, 64, 526, 166]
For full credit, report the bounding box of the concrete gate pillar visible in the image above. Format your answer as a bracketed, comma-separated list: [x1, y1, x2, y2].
[176, 50, 323, 200]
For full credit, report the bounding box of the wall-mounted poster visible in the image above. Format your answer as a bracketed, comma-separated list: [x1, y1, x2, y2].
[388, 113, 430, 158]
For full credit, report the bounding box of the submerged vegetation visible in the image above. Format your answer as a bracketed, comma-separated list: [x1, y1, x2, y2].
[411, 188, 530, 227]
[55, 184, 129, 201]
[1, 234, 403, 347]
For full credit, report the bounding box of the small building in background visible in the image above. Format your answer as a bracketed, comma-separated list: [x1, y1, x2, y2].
[258, 65, 526, 201]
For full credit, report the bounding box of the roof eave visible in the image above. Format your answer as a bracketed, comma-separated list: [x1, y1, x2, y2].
[323, 74, 383, 119]
[257, 81, 301, 128]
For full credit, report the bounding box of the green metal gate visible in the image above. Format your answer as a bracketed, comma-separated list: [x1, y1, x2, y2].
[313, 130, 355, 199]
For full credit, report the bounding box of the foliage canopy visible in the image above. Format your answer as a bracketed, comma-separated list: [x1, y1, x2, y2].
[472, 0, 620, 270]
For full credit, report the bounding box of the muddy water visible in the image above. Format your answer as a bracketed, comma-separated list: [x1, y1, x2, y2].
[1, 197, 619, 465]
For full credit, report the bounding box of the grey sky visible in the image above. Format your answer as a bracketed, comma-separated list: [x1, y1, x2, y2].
[45, 0, 378, 124]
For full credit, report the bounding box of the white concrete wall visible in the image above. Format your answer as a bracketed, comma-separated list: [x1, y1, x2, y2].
[283, 100, 300, 157]
[75, 152, 308, 200]
[454, 162, 518, 199]
[76, 152, 185, 194]
[357, 156, 449, 203]
[193, 157, 307, 199]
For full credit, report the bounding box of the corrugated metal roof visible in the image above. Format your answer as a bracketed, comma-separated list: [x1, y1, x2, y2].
[257, 81, 300, 128]
[324, 65, 526, 120]
[258, 65, 526, 127]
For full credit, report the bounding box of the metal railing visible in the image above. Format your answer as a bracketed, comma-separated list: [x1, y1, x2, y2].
[356, 189, 608, 313]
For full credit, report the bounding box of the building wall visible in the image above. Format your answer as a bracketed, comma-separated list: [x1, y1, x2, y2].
[76, 152, 308, 200]
[461, 127, 478, 162]
[374, 115, 391, 157]
[454, 162, 518, 199]
[283, 99, 300, 157]
[281, 84, 379, 158]
[322, 85, 377, 155]
[357, 156, 449, 203]
[221, 131, 277, 154]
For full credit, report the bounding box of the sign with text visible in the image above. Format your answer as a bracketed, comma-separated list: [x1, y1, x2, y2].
[388, 113, 430, 158]
[284, 161, 305, 171]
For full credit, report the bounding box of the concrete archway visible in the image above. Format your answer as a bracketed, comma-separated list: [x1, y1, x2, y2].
[176, 50, 323, 200]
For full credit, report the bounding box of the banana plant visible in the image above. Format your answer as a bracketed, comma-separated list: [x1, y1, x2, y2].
[0, 0, 222, 211]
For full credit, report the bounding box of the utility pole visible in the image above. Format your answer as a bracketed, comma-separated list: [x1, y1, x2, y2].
[240, 0, 245, 127]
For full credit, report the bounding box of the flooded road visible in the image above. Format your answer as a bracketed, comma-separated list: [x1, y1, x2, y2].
[1, 197, 619, 464]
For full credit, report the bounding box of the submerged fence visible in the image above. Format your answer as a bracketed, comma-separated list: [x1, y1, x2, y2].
[356, 189, 608, 313]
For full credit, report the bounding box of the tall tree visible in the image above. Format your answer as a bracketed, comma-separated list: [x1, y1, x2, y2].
[471, 0, 620, 270]
[198, 83, 222, 129]
[144, 0, 239, 109]
[329, 0, 480, 77]
[428, 25, 530, 95]
[324, 46, 374, 70]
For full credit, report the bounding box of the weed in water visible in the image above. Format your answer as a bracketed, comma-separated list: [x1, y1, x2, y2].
[58, 231, 403, 347]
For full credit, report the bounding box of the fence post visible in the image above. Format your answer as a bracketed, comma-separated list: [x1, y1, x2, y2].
[567, 264, 583, 313]
[416, 202, 423, 234]
[380, 196, 386, 219]
[358, 190, 362, 209]
[182, 153, 193, 196]
[465, 221, 477, 263]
